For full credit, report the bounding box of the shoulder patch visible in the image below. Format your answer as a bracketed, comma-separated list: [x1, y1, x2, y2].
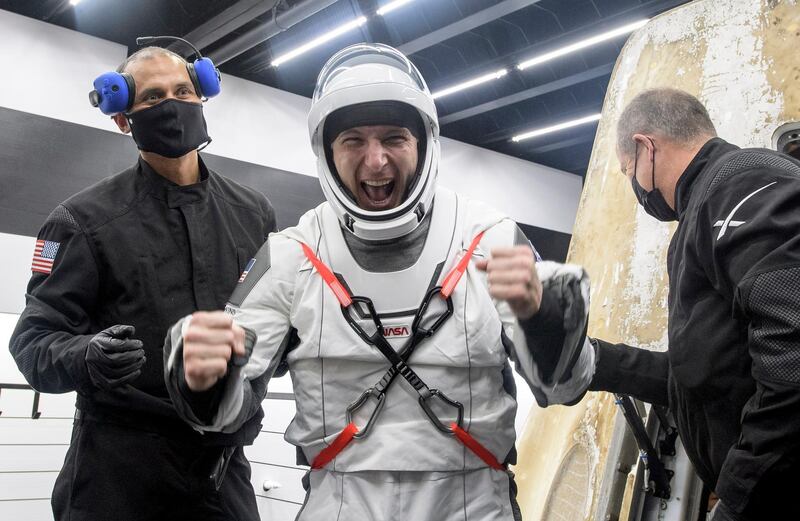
[228, 240, 271, 307]
[31, 239, 60, 275]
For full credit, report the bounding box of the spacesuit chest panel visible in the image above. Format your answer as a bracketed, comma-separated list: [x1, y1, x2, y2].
[290, 188, 506, 367]
[284, 190, 517, 471]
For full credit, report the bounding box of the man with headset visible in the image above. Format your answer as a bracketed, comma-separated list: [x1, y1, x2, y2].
[162, 43, 592, 519]
[9, 43, 274, 520]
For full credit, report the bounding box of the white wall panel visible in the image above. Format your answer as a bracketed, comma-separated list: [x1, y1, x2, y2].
[0, 445, 68, 473]
[439, 139, 582, 234]
[0, 471, 58, 501]
[0, 418, 73, 446]
[0, 9, 125, 133]
[202, 73, 317, 179]
[0, 498, 52, 521]
[0, 236, 36, 315]
[248, 431, 301, 469]
[249, 461, 307, 504]
[260, 398, 296, 433]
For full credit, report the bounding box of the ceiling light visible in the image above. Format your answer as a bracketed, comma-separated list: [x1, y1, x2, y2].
[377, 0, 415, 16]
[512, 113, 601, 142]
[70, 0, 81, 5]
[517, 19, 648, 71]
[431, 68, 508, 100]
[272, 16, 368, 67]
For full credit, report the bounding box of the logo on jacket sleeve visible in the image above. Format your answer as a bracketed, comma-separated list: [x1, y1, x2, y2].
[31, 239, 60, 275]
[238, 258, 256, 283]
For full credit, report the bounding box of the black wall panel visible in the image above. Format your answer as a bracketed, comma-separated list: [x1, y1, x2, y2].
[0, 106, 570, 261]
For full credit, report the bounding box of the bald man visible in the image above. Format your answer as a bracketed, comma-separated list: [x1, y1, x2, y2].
[10, 46, 275, 521]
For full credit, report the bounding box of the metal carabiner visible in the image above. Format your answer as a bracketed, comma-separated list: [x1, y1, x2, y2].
[340, 296, 384, 346]
[346, 387, 386, 439]
[418, 388, 464, 435]
[411, 286, 454, 338]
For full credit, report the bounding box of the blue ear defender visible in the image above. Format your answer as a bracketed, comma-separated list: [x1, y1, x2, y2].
[88, 36, 221, 115]
[188, 57, 222, 98]
[89, 72, 135, 115]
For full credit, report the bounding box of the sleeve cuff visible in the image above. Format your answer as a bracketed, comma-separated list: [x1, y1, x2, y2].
[176, 363, 227, 425]
[518, 288, 565, 383]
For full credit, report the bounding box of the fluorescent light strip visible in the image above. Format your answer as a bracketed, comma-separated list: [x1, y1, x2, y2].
[377, 0, 415, 16]
[431, 68, 508, 99]
[517, 19, 648, 71]
[272, 16, 368, 67]
[512, 113, 601, 142]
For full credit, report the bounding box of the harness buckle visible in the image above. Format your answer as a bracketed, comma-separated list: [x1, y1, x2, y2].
[346, 387, 386, 439]
[418, 388, 464, 435]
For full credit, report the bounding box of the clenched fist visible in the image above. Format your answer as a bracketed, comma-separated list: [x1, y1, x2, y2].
[475, 246, 543, 319]
[183, 311, 246, 392]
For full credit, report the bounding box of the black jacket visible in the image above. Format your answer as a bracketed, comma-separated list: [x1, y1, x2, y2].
[10, 157, 276, 443]
[591, 138, 800, 519]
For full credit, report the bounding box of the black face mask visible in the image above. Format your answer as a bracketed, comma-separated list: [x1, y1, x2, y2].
[630, 140, 678, 222]
[126, 99, 211, 159]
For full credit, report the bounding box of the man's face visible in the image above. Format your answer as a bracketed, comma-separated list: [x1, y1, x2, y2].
[331, 125, 419, 211]
[113, 54, 201, 132]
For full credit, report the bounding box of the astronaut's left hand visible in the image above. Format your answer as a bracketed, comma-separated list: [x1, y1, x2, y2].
[476, 246, 543, 319]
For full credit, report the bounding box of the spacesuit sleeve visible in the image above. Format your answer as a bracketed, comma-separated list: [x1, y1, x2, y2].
[488, 222, 595, 407]
[164, 235, 295, 433]
[698, 166, 800, 518]
[9, 205, 100, 393]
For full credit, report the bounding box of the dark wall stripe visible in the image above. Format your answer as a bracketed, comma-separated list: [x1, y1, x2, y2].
[0, 106, 324, 235]
[518, 223, 571, 262]
[0, 106, 570, 261]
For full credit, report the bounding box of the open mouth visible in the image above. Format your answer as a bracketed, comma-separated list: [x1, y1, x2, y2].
[360, 178, 395, 207]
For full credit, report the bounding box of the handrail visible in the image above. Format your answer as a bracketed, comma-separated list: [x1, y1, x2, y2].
[0, 382, 295, 420]
[0, 382, 41, 419]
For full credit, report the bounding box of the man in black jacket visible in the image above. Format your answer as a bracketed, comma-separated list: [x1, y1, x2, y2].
[535, 88, 800, 520]
[9, 47, 275, 520]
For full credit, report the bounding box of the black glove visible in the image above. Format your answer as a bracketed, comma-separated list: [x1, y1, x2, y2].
[85, 324, 146, 390]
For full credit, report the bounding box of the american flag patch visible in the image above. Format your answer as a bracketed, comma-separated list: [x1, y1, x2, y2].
[32, 239, 60, 275]
[239, 258, 256, 283]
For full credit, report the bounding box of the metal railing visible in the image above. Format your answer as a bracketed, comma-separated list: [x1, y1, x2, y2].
[0, 382, 41, 419]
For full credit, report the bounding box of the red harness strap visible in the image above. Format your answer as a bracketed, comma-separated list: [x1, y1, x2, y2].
[441, 231, 484, 298]
[311, 422, 359, 470]
[452, 423, 504, 470]
[300, 243, 352, 307]
[303, 232, 503, 471]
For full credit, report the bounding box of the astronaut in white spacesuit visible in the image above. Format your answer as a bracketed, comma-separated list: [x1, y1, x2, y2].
[163, 43, 594, 520]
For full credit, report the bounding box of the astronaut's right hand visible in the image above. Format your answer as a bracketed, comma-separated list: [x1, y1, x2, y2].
[85, 324, 146, 390]
[182, 311, 246, 392]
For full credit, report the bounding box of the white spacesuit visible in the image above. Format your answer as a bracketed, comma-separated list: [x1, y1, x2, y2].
[164, 43, 594, 520]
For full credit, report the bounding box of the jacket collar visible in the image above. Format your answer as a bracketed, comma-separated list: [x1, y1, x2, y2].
[674, 137, 739, 219]
[137, 155, 210, 208]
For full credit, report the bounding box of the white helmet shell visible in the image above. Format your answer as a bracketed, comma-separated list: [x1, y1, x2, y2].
[308, 43, 440, 241]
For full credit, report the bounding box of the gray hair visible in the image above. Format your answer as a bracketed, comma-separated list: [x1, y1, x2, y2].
[616, 88, 716, 158]
[116, 46, 187, 74]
